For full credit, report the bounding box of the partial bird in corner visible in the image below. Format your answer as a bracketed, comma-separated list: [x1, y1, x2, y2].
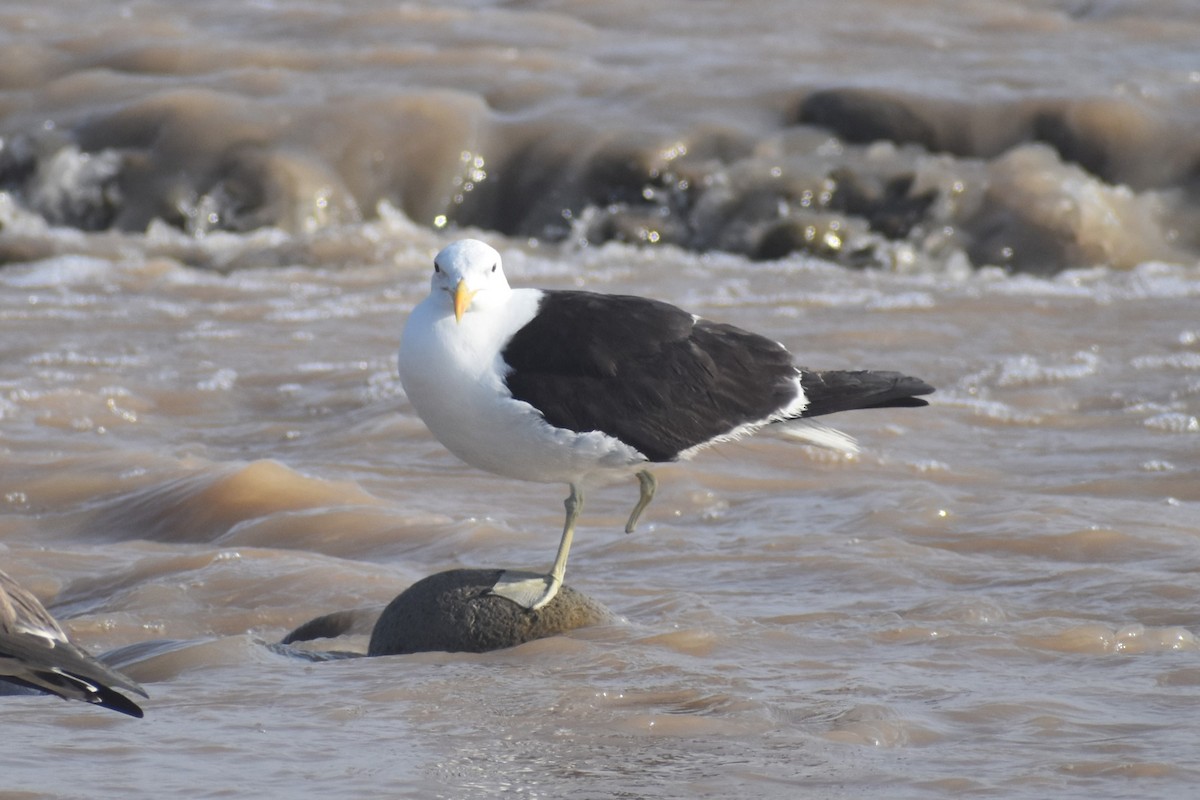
[1, 569, 147, 718]
[398, 239, 934, 611]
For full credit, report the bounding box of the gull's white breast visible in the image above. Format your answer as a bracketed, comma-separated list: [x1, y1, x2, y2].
[398, 287, 646, 485]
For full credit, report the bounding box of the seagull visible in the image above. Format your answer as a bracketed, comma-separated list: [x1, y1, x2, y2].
[398, 239, 934, 611]
[1, 569, 147, 718]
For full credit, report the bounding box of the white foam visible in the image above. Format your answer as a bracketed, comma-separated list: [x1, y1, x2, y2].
[197, 368, 238, 392]
[0, 255, 115, 288]
[1132, 353, 1200, 371]
[993, 351, 1101, 387]
[1143, 413, 1199, 434]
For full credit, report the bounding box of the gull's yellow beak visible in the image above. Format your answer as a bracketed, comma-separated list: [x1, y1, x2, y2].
[453, 279, 476, 323]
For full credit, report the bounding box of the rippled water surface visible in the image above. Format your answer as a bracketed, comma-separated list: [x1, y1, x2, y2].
[2, 2, 1199, 798]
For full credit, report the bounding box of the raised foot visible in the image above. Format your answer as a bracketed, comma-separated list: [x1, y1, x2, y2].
[624, 470, 657, 534]
[489, 570, 562, 611]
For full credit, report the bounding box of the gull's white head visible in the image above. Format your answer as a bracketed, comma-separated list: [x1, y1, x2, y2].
[430, 239, 511, 323]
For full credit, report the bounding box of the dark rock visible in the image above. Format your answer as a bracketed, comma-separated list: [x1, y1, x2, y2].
[0, 133, 38, 188]
[1032, 111, 1110, 182]
[964, 204, 1071, 276]
[828, 169, 938, 240]
[797, 89, 939, 150]
[281, 605, 386, 645]
[367, 568, 612, 656]
[583, 205, 691, 248]
[751, 221, 805, 261]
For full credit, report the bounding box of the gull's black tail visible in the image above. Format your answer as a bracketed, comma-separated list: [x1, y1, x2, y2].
[797, 370, 934, 418]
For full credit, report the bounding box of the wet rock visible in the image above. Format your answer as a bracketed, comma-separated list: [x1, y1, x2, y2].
[281, 606, 385, 645]
[828, 169, 938, 240]
[1028, 98, 1187, 189]
[965, 203, 1071, 275]
[797, 89, 939, 150]
[367, 568, 612, 656]
[1032, 111, 1110, 184]
[0, 133, 38, 187]
[751, 213, 865, 262]
[584, 205, 692, 248]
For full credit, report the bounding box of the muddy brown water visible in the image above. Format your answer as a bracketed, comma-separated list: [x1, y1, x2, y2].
[2, 2, 1199, 798]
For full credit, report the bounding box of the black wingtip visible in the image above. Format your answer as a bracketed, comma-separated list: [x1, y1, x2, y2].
[885, 395, 931, 409]
[2, 674, 146, 718]
[92, 688, 145, 718]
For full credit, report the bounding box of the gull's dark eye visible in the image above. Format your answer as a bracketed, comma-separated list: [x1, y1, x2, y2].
[491, 263, 497, 273]
[433, 262, 441, 273]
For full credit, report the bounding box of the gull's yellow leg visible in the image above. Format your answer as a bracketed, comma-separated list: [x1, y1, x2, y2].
[492, 483, 584, 611]
[624, 470, 657, 534]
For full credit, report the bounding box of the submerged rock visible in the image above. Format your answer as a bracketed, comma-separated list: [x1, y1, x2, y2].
[280, 606, 385, 645]
[367, 569, 612, 656]
[797, 88, 940, 151]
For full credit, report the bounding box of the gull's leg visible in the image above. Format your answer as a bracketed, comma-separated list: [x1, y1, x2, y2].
[624, 470, 657, 534]
[492, 483, 584, 611]
[540, 482, 583, 605]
